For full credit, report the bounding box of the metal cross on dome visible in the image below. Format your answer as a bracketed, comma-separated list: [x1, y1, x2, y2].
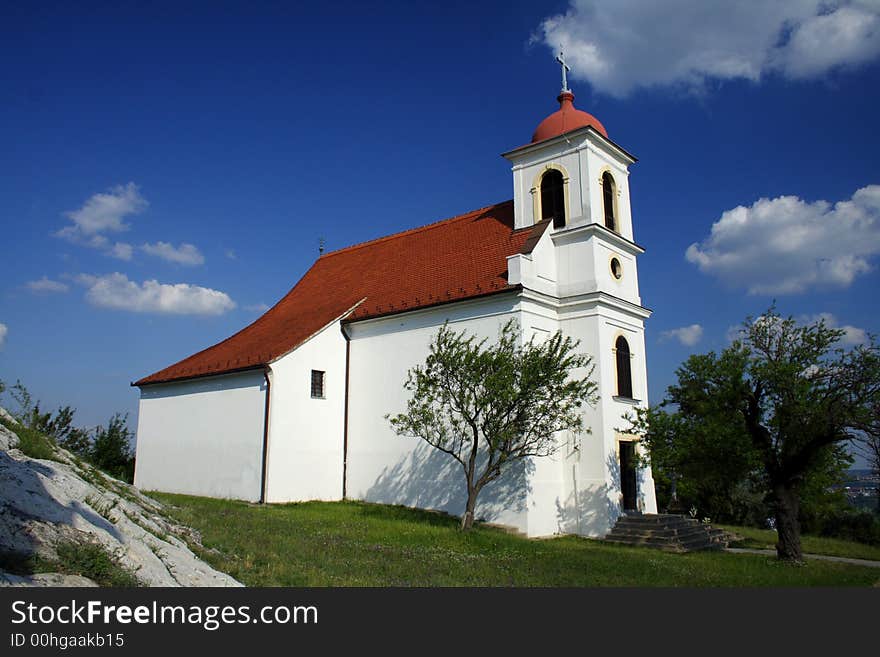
[556, 49, 571, 92]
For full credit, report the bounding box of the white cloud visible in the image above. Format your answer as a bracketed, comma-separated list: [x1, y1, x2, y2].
[536, 1, 880, 97]
[686, 185, 880, 294]
[660, 324, 704, 347]
[0, 323, 7, 349]
[772, 3, 880, 79]
[109, 242, 134, 261]
[74, 273, 235, 316]
[59, 182, 146, 237]
[727, 312, 868, 345]
[800, 313, 868, 345]
[725, 324, 747, 343]
[55, 183, 146, 260]
[142, 241, 205, 266]
[244, 303, 270, 313]
[225, 249, 237, 260]
[26, 277, 70, 293]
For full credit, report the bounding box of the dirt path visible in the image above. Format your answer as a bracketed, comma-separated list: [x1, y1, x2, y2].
[725, 547, 880, 568]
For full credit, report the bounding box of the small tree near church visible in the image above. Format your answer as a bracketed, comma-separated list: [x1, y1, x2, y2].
[388, 320, 598, 530]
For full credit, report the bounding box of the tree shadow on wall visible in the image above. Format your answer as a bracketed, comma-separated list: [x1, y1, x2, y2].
[363, 442, 531, 524]
[554, 452, 625, 537]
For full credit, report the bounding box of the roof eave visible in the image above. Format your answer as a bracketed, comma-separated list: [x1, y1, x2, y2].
[344, 286, 522, 325]
[502, 126, 638, 164]
[132, 363, 268, 388]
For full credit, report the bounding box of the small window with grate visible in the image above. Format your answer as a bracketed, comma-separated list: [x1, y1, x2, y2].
[310, 370, 325, 398]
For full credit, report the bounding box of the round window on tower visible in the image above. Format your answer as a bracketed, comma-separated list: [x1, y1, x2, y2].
[610, 257, 623, 280]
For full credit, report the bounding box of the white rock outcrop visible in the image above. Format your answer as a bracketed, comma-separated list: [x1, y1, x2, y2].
[0, 411, 241, 587]
[1, 572, 99, 587]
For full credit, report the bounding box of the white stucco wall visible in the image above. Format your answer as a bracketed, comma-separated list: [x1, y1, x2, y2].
[505, 129, 635, 238]
[523, 206, 657, 536]
[556, 301, 658, 536]
[264, 319, 347, 503]
[586, 147, 634, 241]
[506, 125, 656, 536]
[345, 294, 532, 531]
[134, 370, 267, 502]
[520, 302, 572, 537]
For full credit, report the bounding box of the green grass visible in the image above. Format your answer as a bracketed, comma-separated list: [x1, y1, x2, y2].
[52, 541, 141, 587]
[718, 524, 880, 562]
[0, 416, 62, 462]
[0, 540, 141, 587]
[150, 493, 880, 587]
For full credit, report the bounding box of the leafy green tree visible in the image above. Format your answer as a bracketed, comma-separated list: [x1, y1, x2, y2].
[777, 440, 851, 535]
[388, 320, 598, 530]
[2, 380, 136, 482]
[854, 399, 880, 513]
[91, 413, 135, 483]
[4, 381, 92, 456]
[48, 406, 93, 457]
[659, 308, 880, 561]
[626, 405, 764, 523]
[8, 379, 35, 423]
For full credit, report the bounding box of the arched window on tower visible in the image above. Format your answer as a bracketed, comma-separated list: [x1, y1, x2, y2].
[615, 335, 633, 399]
[540, 169, 566, 229]
[602, 171, 617, 232]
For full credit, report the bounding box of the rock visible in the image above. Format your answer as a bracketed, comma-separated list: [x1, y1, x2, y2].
[0, 407, 241, 587]
[0, 407, 16, 426]
[1, 571, 98, 587]
[0, 421, 19, 451]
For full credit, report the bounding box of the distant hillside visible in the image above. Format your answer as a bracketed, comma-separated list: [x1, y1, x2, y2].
[847, 469, 878, 479]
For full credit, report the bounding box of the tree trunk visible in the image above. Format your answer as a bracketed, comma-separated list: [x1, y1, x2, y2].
[772, 481, 803, 562]
[876, 475, 880, 514]
[461, 486, 478, 531]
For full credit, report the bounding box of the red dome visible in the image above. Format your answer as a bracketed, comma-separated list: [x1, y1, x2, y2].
[531, 91, 607, 143]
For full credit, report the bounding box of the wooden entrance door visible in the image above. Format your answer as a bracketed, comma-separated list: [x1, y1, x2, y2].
[619, 442, 638, 512]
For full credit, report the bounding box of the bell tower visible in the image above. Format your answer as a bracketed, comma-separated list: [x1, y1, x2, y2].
[502, 51, 642, 303]
[503, 53, 657, 536]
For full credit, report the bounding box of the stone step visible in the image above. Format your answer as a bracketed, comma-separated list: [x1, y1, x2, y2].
[603, 514, 727, 553]
[618, 513, 699, 523]
[611, 519, 723, 532]
[613, 523, 696, 534]
[606, 529, 717, 546]
[604, 533, 723, 552]
[612, 517, 702, 530]
[615, 514, 701, 527]
[606, 525, 715, 541]
[614, 521, 699, 533]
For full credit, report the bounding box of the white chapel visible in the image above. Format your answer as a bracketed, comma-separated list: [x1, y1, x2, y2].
[133, 60, 658, 538]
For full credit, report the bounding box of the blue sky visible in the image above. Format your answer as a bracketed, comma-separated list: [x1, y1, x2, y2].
[2, 1, 879, 458]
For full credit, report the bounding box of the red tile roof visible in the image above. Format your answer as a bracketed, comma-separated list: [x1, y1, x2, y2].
[135, 200, 541, 386]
